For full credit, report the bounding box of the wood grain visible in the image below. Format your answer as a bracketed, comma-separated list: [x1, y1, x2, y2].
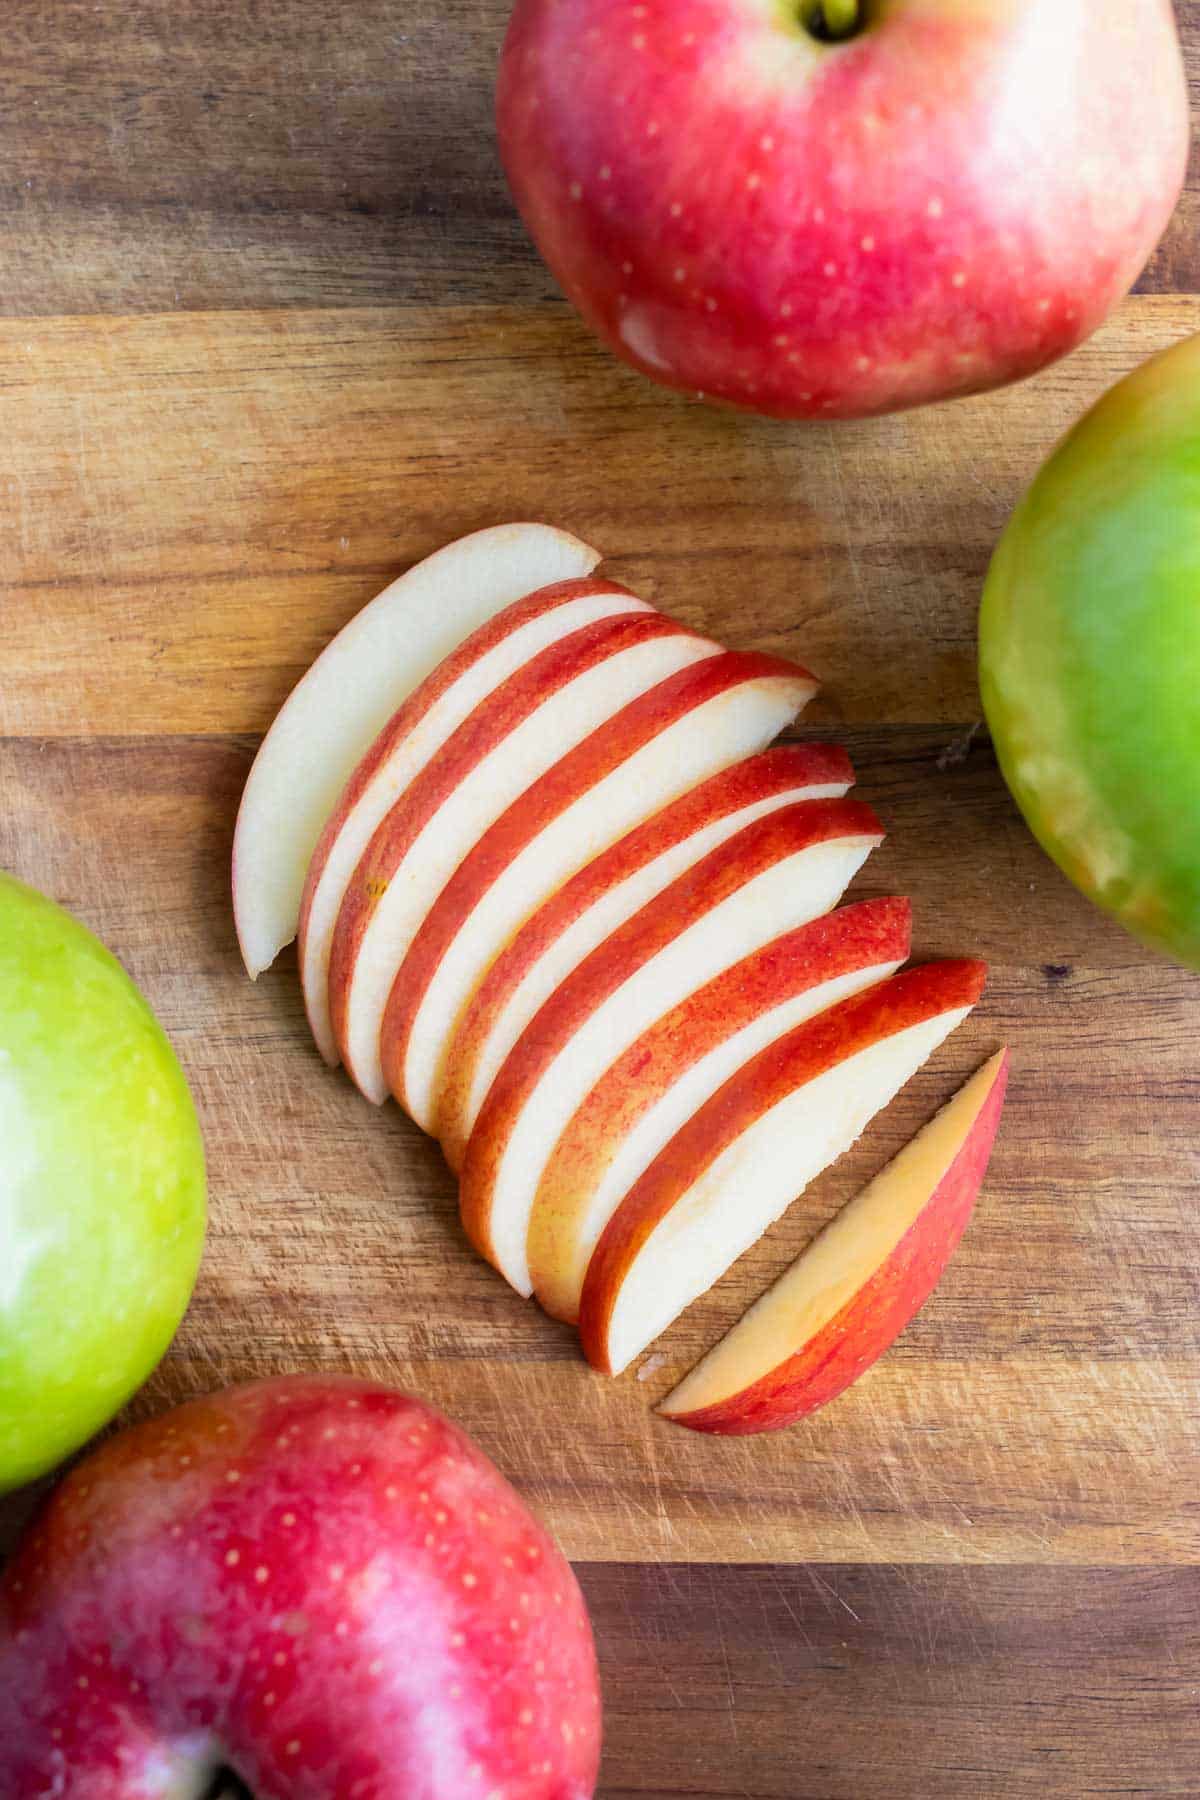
[2, 2, 1198, 1794]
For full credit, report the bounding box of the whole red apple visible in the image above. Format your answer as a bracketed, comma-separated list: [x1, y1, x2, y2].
[497, 0, 1188, 419]
[0, 1375, 601, 1799]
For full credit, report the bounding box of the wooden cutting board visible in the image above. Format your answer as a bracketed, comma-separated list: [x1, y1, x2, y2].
[2, 5, 1198, 1794]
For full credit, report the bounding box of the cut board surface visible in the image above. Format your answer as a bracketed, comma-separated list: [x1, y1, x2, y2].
[1, 5, 1199, 1795]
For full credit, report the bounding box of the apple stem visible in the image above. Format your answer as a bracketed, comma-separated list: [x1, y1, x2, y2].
[804, 0, 860, 41]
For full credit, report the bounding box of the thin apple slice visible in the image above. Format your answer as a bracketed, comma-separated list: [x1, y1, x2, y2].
[658, 1049, 1008, 1434]
[529, 897, 912, 1326]
[329, 609, 723, 1103]
[232, 522, 600, 979]
[299, 578, 650, 1065]
[381, 650, 820, 1131]
[578, 960, 987, 1376]
[435, 743, 854, 1169]
[459, 797, 885, 1297]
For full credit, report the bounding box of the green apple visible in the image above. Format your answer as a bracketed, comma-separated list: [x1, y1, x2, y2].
[0, 875, 206, 1489]
[980, 334, 1200, 970]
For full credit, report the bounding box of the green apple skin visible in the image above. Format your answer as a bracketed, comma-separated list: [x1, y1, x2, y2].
[0, 875, 206, 1490]
[980, 334, 1200, 970]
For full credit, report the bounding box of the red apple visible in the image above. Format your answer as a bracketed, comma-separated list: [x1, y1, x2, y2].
[459, 796, 885, 1297]
[659, 1047, 1008, 1434]
[528, 896, 911, 1326]
[579, 960, 986, 1375]
[497, 0, 1188, 419]
[328, 606, 721, 1102]
[435, 741, 854, 1169]
[380, 648, 818, 1130]
[0, 1375, 601, 1799]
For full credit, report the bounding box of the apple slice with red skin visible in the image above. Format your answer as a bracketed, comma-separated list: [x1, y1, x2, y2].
[233, 522, 599, 979]
[529, 896, 912, 1326]
[658, 1048, 1009, 1434]
[380, 648, 820, 1131]
[299, 577, 651, 1066]
[435, 741, 854, 1170]
[328, 607, 725, 1103]
[579, 959, 987, 1376]
[0, 1375, 600, 1800]
[459, 796, 885, 1297]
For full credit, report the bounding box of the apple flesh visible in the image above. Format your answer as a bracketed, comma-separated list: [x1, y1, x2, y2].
[380, 648, 819, 1130]
[233, 522, 599, 978]
[299, 577, 651, 1065]
[328, 607, 722, 1103]
[0, 1375, 600, 1799]
[981, 332, 1200, 970]
[579, 959, 986, 1376]
[659, 1048, 1008, 1434]
[459, 796, 885, 1297]
[0, 875, 206, 1492]
[529, 896, 912, 1326]
[497, 0, 1187, 419]
[435, 741, 854, 1170]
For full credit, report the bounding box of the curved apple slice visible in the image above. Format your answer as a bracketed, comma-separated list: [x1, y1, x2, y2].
[233, 522, 600, 978]
[578, 960, 987, 1377]
[382, 650, 820, 1131]
[299, 578, 650, 1065]
[329, 609, 722, 1103]
[658, 1049, 1009, 1434]
[459, 797, 885, 1297]
[435, 742, 853, 1170]
[529, 897, 912, 1326]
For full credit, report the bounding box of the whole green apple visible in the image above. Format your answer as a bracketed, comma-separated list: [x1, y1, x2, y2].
[0, 875, 206, 1489]
[980, 334, 1200, 969]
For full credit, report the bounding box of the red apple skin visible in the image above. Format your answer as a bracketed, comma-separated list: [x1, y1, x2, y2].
[497, 0, 1188, 420]
[0, 1375, 600, 1800]
[661, 1050, 1009, 1435]
[327, 604, 708, 1093]
[436, 740, 854, 1167]
[379, 647, 817, 1117]
[529, 895, 912, 1324]
[459, 795, 885, 1271]
[579, 960, 988, 1374]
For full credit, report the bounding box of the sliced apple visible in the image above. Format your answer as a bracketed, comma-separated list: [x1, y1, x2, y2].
[232, 522, 600, 979]
[435, 742, 854, 1169]
[329, 609, 724, 1103]
[578, 960, 987, 1376]
[298, 578, 650, 1065]
[658, 1049, 1009, 1434]
[528, 897, 913, 1326]
[459, 797, 886, 1297]
[381, 650, 821, 1131]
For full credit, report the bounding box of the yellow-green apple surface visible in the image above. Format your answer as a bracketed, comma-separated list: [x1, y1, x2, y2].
[0, 875, 206, 1491]
[659, 1047, 1007, 1434]
[980, 334, 1200, 969]
[498, 0, 1187, 420]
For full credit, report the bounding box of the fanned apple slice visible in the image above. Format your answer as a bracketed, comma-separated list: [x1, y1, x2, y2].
[329, 609, 723, 1103]
[578, 960, 987, 1376]
[233, 522, 599, 978]
[381, 650, 820, 1131]
[459, 797, 885, 1297]
[658, 1049, 1008, 1434]
[529, 897, 912, 1326]
[435, 742, 853, 1170]
[299, 578, 650, 1065]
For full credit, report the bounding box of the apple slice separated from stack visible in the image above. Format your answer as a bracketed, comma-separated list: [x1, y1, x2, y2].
[658, 1049, 1009, 1434]
[233, 522, 601, 979]
[459, 797, 886, 1297]
[300, 576, 654, 1064]
[527, 897, 912, 1326]
[435, 742, 855, 1168]
[578, 960, 988, 1376]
